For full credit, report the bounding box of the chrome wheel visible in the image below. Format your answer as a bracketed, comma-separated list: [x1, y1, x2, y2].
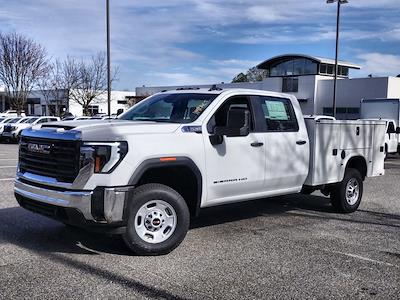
[345, 178, 359, 205]
[134, 200, 177, 244]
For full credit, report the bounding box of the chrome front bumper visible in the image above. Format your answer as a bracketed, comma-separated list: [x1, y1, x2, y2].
[14, 178, 134, 224]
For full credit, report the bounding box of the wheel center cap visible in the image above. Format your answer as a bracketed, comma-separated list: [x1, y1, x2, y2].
[152, 218, 161, 226]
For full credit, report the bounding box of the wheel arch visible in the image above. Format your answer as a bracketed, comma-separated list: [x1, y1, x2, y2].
[128, 157, 203, 217]
[345, 156, 368, 180]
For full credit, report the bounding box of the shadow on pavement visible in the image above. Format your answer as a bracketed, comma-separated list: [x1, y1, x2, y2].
[0, 207, 191, 300]
[0, 194, 332, 256]
[191, 193, 333, 229]
[4, 192, 399, 257]
[1, 194, 399, 298]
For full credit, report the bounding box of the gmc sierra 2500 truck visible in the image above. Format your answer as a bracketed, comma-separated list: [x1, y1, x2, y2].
[14, 88, 386, 255]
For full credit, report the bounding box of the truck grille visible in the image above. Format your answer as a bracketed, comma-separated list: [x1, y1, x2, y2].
[3, 125, 12, 132]
[19, 137, 81, 183]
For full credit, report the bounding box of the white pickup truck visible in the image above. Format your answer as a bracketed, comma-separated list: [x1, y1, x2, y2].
[360, 98, 400, 155]
[14, 88, 386, 255]
[0, 110, 26, 118]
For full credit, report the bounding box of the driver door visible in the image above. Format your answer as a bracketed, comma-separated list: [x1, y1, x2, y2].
[202, 96, 266, 206]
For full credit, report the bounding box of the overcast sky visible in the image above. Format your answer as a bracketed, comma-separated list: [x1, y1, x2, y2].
[0, 0, 399, 90]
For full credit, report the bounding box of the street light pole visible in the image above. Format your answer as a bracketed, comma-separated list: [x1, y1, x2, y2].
[327, 0, 348, 118]
[106, 0, 111, 117]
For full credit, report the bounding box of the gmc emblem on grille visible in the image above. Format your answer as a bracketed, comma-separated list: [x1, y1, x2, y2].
[27, 143, 51, 154]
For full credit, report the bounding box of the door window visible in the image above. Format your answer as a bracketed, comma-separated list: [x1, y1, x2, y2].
[387, 122, 395, 133]
[36, 118, 48, 124]
[258, 97, 299, 132]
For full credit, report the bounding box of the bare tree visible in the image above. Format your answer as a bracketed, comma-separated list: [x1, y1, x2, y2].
[59, 56, 81, 93]
[0, 32, 49, 115]
[37, 64, 55, 115]
[37, 59, 76, 116]
[69, 53, 117, 116]
[126, 95, 148, 108]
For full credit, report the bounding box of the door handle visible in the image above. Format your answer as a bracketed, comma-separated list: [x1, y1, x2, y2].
[296, 140, 307, 145]
[251, 142, 264, 147]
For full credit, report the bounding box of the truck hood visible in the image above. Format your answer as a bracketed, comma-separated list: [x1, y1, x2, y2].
[33, 119, 181, 141]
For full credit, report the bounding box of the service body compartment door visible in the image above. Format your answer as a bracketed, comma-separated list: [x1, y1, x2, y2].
[371, 123, 386, 176]
[305, 120, 342, 186]
[340, 123, 373, 150]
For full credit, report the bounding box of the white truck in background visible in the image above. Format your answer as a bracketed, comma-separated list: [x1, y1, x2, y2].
[360, 98, 400, 155]
[0, 110, 26, 118]
[1, 116, 60, 142]
[14, 89, 386, 255]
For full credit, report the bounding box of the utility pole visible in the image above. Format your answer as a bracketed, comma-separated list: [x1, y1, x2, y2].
[106, 0, 111, 117]
[327, 0, 348, 118]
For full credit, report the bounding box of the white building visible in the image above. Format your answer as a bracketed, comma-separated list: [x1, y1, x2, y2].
[0, 89, 136, 117]
[135, 54, 400, 119]
[67, 90, 137, 116]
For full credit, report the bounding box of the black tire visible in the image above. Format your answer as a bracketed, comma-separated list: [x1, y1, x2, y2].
[330, 168, 363, 213]
[300, 186, 314, 195]
[123, 183, 190, 255]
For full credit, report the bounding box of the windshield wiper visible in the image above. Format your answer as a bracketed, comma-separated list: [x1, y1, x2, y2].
[131, 118, 178, 123]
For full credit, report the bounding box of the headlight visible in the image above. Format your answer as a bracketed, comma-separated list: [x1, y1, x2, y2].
[10, 126, 16, 131]
[80, 142, 128, 173]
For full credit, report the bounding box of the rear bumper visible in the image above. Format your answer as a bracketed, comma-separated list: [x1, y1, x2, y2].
[14, 177, 134, 231]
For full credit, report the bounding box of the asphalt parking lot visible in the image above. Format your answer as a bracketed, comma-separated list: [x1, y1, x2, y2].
[0, 144, 399, 299]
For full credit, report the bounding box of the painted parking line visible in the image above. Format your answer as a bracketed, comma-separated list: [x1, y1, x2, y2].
[0, 178, 14, 181]
[0, 159, 17, 161]
[0, 166, 16, 169]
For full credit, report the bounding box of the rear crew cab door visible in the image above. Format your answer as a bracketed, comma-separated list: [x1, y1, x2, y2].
[254, 96, 309, 192]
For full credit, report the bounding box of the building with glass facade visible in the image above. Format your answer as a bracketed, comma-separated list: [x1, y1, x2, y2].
[257, 54, 360, 78]
[135, 54, 400, 119]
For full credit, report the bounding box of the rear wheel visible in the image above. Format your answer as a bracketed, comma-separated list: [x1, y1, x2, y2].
[330, 168, 363, 213]
[300, 186, 314, 195]
[123, 183, 190, 255]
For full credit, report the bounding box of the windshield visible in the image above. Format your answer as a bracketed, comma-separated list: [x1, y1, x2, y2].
[9, 118, 21, 123]
[20, 118, 32, 123]
[119, 93, 218, 123]
[26, 117, 39, 124]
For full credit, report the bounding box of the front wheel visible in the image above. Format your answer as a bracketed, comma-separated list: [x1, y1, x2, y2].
[123, 183, 190, 255]
[330, 168, 363, 213]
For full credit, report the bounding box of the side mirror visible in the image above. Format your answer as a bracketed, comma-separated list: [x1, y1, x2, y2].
[209, 134, 224, 146]
[208, 108, 250, 146]
[396, 127, 400, 134]
[117, 108, 124, 116]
